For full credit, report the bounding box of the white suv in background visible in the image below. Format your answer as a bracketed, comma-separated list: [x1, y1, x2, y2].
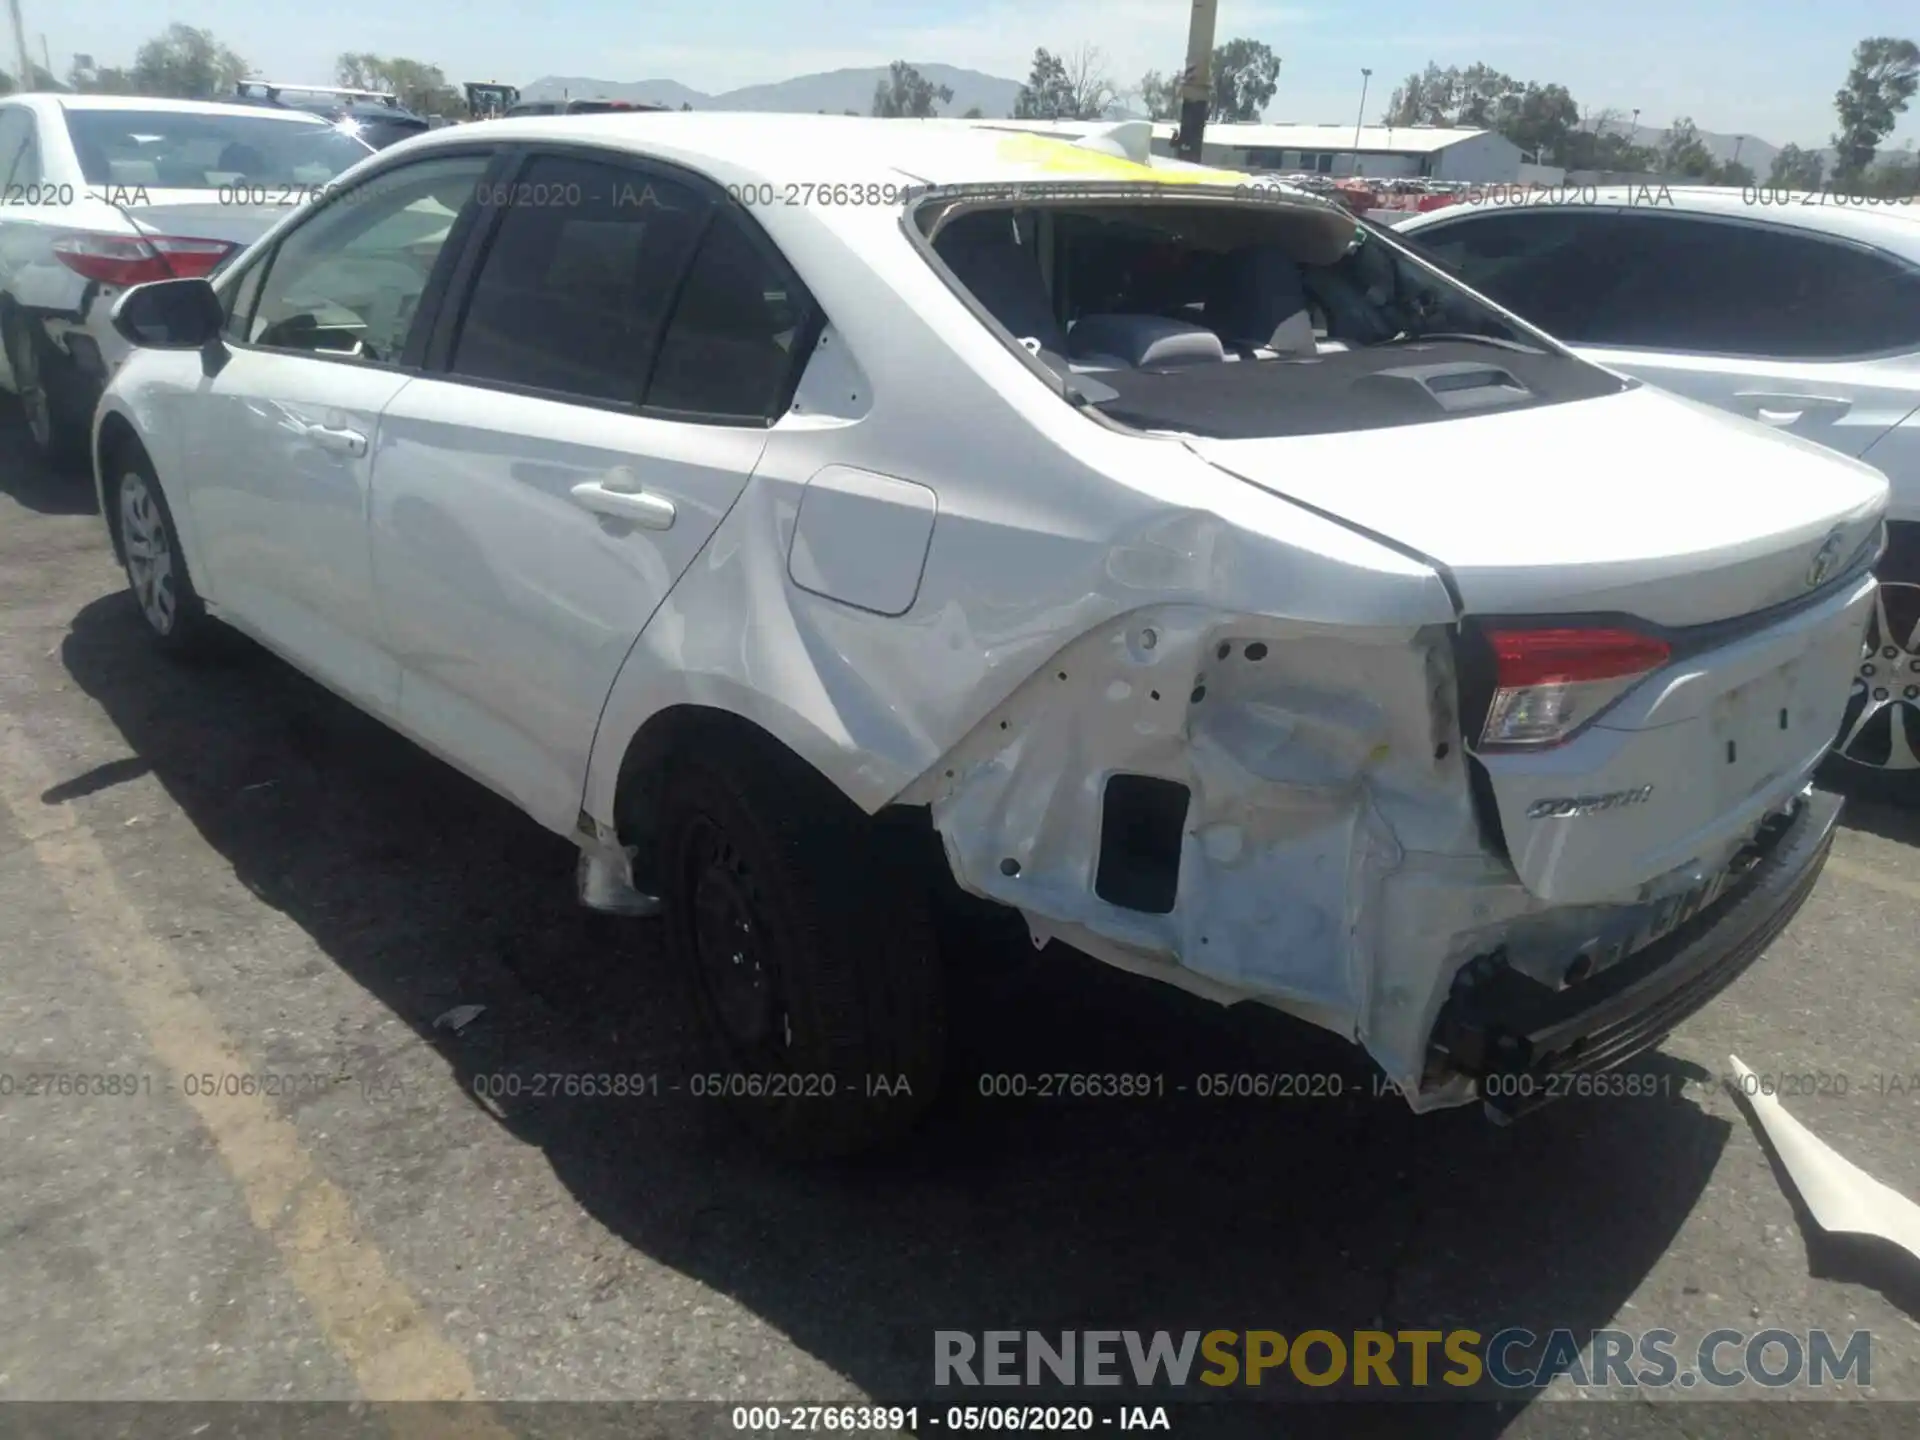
[0, 93, 372, 467]
[1397, 189, 1920, 797]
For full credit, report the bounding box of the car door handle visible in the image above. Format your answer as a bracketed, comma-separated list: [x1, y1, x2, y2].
[569, 479, 676, 530]
[301, 422, 368, 456]
[1734, 393, 1852, 427]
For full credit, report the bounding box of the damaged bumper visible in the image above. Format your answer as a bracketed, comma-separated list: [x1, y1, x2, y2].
[909, 604, 1844, 1119]
[1434, 786, 1841, 1119]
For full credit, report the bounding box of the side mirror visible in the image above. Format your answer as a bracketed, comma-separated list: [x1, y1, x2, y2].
[111, 278, 225, 350]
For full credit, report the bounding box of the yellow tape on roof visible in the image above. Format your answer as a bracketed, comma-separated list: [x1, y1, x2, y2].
[990, 131, 1249, 186]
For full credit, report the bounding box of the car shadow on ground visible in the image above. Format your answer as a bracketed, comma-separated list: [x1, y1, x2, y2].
[0, 400, 97, 516]
[56, 592, 1742, 1437]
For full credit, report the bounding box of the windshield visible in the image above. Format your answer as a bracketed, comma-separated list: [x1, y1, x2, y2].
[922, 195, 1628, 440]
[62, 109, 373, 189]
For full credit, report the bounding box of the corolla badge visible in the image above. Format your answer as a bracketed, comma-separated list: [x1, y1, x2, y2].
[1527, 786, 1654, 819]
[1807, 527, 1846, 589]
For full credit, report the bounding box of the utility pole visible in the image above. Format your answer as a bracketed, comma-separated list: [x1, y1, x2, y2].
[6, 0, 32, 92]
[1353, 68, 1371, 175]
[1174, 0, 1217, 163]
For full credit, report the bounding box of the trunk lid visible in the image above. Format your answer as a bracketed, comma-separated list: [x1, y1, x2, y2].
[113, 191, 301, 249]
[1194, 383, 1888, 904]
[1189, 383, 1888, 628]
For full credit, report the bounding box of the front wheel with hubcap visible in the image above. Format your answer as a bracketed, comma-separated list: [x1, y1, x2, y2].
[1827, 535, 1920, 802]
[656, 741, 945, 1158]
[115, 449, 220, 659]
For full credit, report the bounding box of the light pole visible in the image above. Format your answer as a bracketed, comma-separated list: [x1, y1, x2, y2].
[1174, 0, 1219, 163]
[1352, 68, 1371, 176]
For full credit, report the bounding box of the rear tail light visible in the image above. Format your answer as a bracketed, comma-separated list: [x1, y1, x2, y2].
[52, 232, 236, 286]
[1478, 627, 1672, 748]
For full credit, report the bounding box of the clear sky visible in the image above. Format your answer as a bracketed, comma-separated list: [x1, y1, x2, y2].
[36, 0, 1920, 150]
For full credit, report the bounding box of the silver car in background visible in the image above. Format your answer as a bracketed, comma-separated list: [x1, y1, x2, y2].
[1397, 188, 1920, 798]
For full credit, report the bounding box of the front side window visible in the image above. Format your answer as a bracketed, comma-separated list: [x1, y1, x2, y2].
[246, 153, 489, 361]
[61, 108, 373, 190]
[1574, 215, 1920, 359]
[448, 155, 711, 402]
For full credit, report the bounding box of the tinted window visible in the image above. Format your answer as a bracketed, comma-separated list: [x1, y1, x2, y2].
[449, 156, 709, 402]
[1407, 210, 1618, 338]
[248, 154, 488, 360]
[1574, 214, 1920, 358]
[643, 214, 813, 420]
[62, 109, 371, 189]
[0, 107, 30, 193]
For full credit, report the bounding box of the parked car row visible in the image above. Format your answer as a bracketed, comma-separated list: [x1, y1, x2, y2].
[0, 111, 1897, 1156]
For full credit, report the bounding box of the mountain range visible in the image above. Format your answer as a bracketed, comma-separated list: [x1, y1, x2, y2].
[520, 66, 1900, 175]
[518, 65, 1025, 120]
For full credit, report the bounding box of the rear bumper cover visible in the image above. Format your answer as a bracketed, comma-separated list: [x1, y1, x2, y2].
[1433, 785, 1841, 1118]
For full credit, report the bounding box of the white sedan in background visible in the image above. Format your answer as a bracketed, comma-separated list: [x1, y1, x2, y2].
[1397, 188, 1920, 796]
[90, 116, 1885, 1155]
[0, 93, 372, 466]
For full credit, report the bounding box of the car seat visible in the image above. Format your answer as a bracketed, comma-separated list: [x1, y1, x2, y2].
[1204, 245, 1320, 356]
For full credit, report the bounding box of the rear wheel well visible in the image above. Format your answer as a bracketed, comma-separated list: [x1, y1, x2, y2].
[611, 706, 952, 900]
[96, 414, 144, 563]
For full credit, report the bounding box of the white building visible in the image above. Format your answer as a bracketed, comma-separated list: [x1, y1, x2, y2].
[1160, 122, 1529, 183]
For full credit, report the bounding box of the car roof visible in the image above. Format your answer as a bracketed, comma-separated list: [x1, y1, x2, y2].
[1397, 183, 1920, 260]
[48, 94, 334, 124]
[404, 111, 1277, 194]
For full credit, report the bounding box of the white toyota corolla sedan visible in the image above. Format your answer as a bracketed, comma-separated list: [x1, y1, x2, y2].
[92, 114, 1887, 1155]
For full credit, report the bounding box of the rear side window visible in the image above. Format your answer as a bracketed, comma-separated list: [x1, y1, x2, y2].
[1575, 214, 1920, 359]
[449, 155, 710, 403]
[642, 213, 814, 421]
[0, 107, 32, 192]
[1408, 210, 1621, 339]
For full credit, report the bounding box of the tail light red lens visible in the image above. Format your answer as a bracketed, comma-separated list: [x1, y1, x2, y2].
[1479, 627, 1672, 749]
[52, 232, 236, 286]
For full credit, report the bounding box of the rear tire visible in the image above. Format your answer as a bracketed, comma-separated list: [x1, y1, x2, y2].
[655, 738, 946, 1158]
[5, 312, 88, 470]
[112, 444, 223, 661]
[1823, 525, 1920, 806]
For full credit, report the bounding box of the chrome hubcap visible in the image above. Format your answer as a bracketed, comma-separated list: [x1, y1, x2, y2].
[120, 474, 177, 635]
[1836, 580, 1920, 773]
[9, 326, 50, 449]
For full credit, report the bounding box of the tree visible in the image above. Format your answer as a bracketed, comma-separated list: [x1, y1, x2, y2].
[1013, 45, 1118, 120]
[1768, 142, 1826, 187]
[0, 63, 62, 94]
[1831, 36, 1920, 182]
[335, 53, 463, 118]
[1136, 69, 1179, 121]
[1210, 38, 1279, 121]
[961, 105, 984, 118]
[1502, 83, 1579, 160]
[1137, 37, 1278, 124]
[130, 23, 250, 99]
[1658, 116, 1719, 178]
[871, 60, 951, 118]
[67, 59, 137, 93]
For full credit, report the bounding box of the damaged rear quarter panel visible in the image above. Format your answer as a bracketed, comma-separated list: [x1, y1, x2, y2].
[582, 201, 1526, 1095]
